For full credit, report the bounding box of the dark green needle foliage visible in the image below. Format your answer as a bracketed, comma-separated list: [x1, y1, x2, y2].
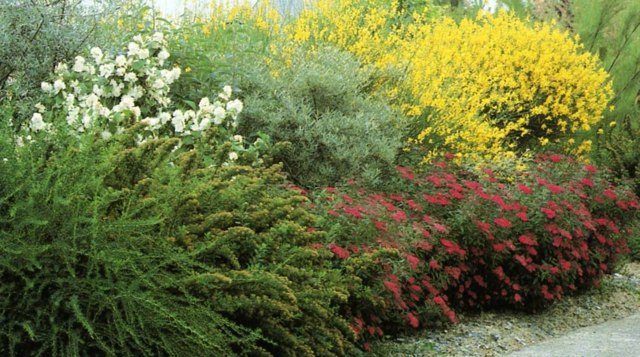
[0, 121, 356, 356]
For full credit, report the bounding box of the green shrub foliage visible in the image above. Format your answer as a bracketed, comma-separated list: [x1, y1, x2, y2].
[236, 46, 404, 188]
[0, 121, 357, 356]
[105, 132, 357, 356]
[0, 126, 252, 356]
[594, 117, 640, 259]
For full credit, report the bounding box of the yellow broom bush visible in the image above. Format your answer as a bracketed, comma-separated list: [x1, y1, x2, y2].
[285, 2, 613, 164]
[402, 11, 612, 163]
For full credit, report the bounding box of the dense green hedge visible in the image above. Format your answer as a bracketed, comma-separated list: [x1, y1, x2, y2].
[0, 124, 357, 356]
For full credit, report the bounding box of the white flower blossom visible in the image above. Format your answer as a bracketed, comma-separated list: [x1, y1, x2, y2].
[101, 130, 112, 140]
[198, 97, 214, 113]
[111, 80, 123, 97]
[67, 107, 80, 126]
[73, 56, 86, 72]
[41, 82, 53, 93]
[219, 85, 232, 100]
[198, 117, 211, 131]
[85, 64, 96, 75]
[141, 117, 160, 127]
[159, 112, 171, 125]
[169, 67, 181, 82]
[54, 63, 68, 74]
[172, 110, 185, 133]
[90, 47, 103, 64]
[127, 42, 141, 57]
[124, 72, 138, 83]
[111, 85, 122, 97]
[30, 113, 48, 132]
[128, 86, 144, 99]
[152, 32, 164, 43]
[92, 84, 104, 97]
[99, 107, 111, 118]
[53, 79, 66, 94]
[99, 63, 114, 78]
[70, 80, 80, 93]
[138, 48, 150, 60]
[19, 33, 248, 155]
[226, 99, 243, 114]
[213, 107, 226, 125]
[84, 93, 100, 109]
[158, 96, 171, 107]
[157, 49, 170, 65]
[82, 114, 92, 129]
[115, 55, 127, 67]
[152, 78, 165, 90]
[114, 95, 135, 112]
[184, 110, 196, 124]
[121, 95, 135, 109]
[135, 134, 147, 146]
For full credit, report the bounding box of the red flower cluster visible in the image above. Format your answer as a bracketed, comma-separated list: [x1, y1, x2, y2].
[310, 154, 636, 348]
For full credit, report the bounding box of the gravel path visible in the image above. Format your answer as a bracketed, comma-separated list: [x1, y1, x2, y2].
[374, 262, 640, 356]
[506, 312, 640, 357]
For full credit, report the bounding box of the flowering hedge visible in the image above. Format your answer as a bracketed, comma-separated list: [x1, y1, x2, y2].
[17, 31, 265, 168]
[311, 154, 636, 346]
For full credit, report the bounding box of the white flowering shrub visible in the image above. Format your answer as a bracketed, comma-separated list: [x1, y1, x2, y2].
[18, 32, 264, 167]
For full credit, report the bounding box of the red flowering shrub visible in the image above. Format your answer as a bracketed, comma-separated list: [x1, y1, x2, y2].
[311, 153, 637, 346]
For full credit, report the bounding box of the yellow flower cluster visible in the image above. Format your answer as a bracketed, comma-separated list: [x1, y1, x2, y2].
[286, 0, 427, 57]
[401, 12, 612, 162]
[202, 0, 281, 35]
[284, 1, 437, 81]
[284, 2, 612, 163]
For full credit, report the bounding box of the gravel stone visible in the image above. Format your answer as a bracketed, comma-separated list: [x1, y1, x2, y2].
[374, 262, 640, 356]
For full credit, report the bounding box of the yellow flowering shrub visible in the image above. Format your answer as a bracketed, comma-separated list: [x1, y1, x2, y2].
[286, 0, 437, 63]
[285, 2, 613, 164]
[202, 0, 282, 35]
[284, 0, 439, 105]
[401, 12, 612, 162]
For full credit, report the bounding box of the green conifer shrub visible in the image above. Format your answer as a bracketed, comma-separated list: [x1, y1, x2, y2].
[0, 119, 359, 356]
[102, 130, 357, 356]
[0, 123, 255, 356]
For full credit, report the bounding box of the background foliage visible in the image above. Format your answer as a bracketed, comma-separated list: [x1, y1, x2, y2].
[0, 0, 120, 122]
